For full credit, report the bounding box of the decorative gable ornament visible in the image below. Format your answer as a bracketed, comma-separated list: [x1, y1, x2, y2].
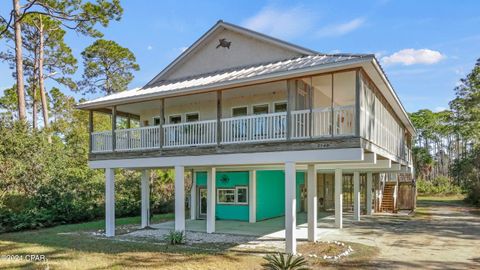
[220, 174, 230, 183]
[216, 38, 231, 49]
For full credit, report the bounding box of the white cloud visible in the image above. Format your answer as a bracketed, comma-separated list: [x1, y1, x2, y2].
[243, 6, 314, 39]
[374, 50, 387, 59]
[381, 49, 444, 66]
[316, 18, 365, 37]
[147, 45, 153, 50]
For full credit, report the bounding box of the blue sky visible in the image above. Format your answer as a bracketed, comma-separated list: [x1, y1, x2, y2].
[1, 0, 479, 112]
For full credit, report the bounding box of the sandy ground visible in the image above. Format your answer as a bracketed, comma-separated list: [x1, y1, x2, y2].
[319, 199, 480, 269]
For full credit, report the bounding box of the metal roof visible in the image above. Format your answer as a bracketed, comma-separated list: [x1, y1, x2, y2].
[79, 54, 370, 107]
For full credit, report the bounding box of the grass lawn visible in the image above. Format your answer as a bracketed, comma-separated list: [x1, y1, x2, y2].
[0, 214, 264, 270]
[0, 212, 383, 269]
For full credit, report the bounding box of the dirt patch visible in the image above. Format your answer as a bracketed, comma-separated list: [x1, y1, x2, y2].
[298, 241, 350, 258]
[315, 197, 480, 269]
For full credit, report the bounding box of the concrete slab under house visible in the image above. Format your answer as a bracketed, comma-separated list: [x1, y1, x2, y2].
[77, 20, 417, 254]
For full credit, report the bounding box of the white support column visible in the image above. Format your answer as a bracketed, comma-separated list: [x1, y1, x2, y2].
[353, 172, 361, 221]
[174, 166, 185, 232]
[206, 167, 216, 233]
[335, 168, 343, 229]
[307, 164, 317, 242]
[190, 170, 197, 220]
[249, 170, 257, 223]
[141, 169, 150, 228]
[105, 168, 115, 237]
[366, 172, 373, 215]
[285, 162, 297, 254]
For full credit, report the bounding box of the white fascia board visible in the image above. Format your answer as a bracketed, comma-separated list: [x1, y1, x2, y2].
[88, 148, 363, 169]
[77, 57, 372, 110]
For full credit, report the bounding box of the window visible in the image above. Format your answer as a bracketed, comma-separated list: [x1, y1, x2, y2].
[153, 117, 162, 126]
[169, 115, 182, 124]
[216, 187, 249, 205]
[217, 189, 235, 204]
[232, 106, 248, 117]
[236, 186, 248, 204]
[186, 113, 199, 122]
[253, 104, 268, 115]
[274, 102, 287, 113]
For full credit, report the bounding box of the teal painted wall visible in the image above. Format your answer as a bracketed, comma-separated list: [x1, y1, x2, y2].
[196, 170, 305, 222]
[195, 171, 249, 221]
[256, 170, 305, 221]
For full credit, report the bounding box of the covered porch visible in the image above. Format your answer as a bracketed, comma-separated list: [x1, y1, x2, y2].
[96, 147, 412, 254]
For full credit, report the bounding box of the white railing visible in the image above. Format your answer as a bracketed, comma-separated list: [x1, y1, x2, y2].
[334, 105, 355, 136]
[291, 110, 310, 139]
[221, 112, 287, 144]
[91, 106, 356, 152]
[312, 107, 332, 137]
[163, 120, 217, 148]
[115, 126, 160, 151]
[91, 131, 112, 153]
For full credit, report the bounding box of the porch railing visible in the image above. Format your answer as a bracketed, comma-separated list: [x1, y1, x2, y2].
[334, 105, 355, 136]
[163, 120, 217, 148]
[221, 112, 287, 144]
[291, 107, 333, 138]
[115, 126, 160, 151]
[91, 131, 113, 153]
[91, 106, 356, 153]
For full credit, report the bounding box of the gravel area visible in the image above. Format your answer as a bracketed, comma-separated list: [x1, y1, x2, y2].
[112, 228, 287, 253]
[125, 228, 258, 244]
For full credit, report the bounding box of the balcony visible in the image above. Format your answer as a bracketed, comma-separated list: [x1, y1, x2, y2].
[91, 105, 355, 153]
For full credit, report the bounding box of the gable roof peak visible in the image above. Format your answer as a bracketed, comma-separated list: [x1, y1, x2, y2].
[144, 20, 318, 87]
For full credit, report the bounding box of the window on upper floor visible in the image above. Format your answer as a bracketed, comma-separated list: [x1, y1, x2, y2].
[186, 113, 199, 122]
[274, 102, 287, 112]
[232, 106, 248, 117]
[169, 115, 182, 124]
[253, 104, 269, 115]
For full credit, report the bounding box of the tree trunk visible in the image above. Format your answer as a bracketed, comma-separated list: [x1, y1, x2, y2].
[32, 55, 38, 130]
[38, 16, 50, 130]
[12, 0, 26, 121]
[32, 87, 37, 129]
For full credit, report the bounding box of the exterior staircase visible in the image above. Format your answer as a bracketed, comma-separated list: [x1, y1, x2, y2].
[381, 182, 397, 213]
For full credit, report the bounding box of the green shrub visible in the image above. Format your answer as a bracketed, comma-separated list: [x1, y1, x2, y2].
[164, 230, 185, 245]
[0, 121, 178, 233]
[263, 253, 310, 270]
[466, 182, 480, 205]
[417, 176, 462, 195]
